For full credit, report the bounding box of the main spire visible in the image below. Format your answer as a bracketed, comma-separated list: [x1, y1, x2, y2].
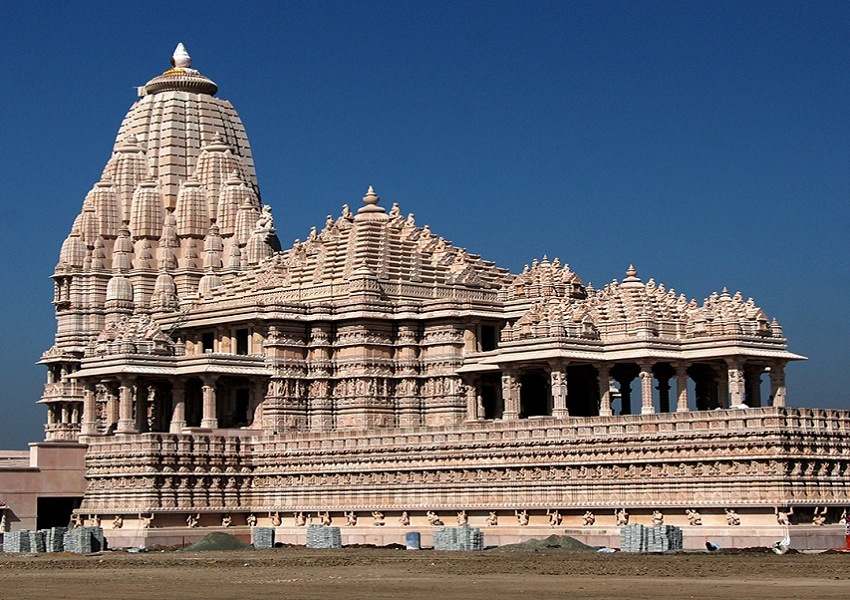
[171, 42, 192, 68]
[142, 42, 218, 96]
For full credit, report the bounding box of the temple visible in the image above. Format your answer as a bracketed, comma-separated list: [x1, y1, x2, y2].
[2, 44, 847, 549]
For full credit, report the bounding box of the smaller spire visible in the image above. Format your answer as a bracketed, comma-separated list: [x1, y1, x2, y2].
[171, 43, 192, 69]
[355, 185, 387, 220]
[626, 264, 637, 278]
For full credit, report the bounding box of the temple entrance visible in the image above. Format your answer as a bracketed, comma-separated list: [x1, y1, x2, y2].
[520, 370, 550, 417]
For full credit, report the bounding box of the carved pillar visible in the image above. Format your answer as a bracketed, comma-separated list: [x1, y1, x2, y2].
[464, 379, 480, 421]
[170, 380, 186, 433]
[639, 362, 654, 415]
[675, 363, 689, 412]
[251, 380, 266, 428]
[201, 375, 219, 429]
[726, 358, 745, 406]
[501, 370, 520, 420]
[770, 361, 787, 407]
[116, 377, 137, 433]
[597, 363, 612, 417]
[550, 362, 568, 419]
[81, 383, 98, 436]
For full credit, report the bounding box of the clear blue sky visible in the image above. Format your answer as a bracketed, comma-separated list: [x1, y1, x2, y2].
[0, 1, 847, 448]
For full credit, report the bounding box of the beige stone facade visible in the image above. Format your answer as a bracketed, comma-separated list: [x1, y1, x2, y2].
[18, 44, 849, 546]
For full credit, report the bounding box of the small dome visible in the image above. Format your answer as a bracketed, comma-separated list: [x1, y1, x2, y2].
[59, 234, 86, 268]
[198, 273, 223, 296]
[106, 275, 134, 302]
[246, 232, 275, 265]
[154, 272, 176, 294]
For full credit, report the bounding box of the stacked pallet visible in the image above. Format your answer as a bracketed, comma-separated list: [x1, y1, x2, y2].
[620, 524, 683, 552]
[433, 525, 484, 551]
[2, 531, 32, 553]
[63, 527, 104, 554]
[305, 525, 342, 549]
[251, 527, 275, 549]
[41, 527, 67, 552]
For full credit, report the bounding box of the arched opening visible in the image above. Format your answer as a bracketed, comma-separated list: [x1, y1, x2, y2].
[520, 370, 550, 417]
[567, 364, 600, 417]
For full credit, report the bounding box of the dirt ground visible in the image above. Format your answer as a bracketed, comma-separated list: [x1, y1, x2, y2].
[1, 548, 849, 600]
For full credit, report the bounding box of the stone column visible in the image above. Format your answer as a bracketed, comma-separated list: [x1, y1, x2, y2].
[201, 375, 219, 429]
[726, 358, 745, 406]
[770, 361, 786, 407]
[116, 377, 137, 433]
[170, 380, 186, 433]
[550, 363, 569, 419]
[81, 383, 98, 436]
[251, 380, 266, 427]
[501, 370, 520, 420]
[597, 364, 612, 417]
[464, 379, 480, 421]
[675, 363, 689, 412]
[639, 362, 655, 415]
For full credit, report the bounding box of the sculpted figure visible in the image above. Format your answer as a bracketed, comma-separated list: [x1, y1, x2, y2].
[294, 512, 307, 527]
[651, 510, 664, 526]
[775, 506, 793, 526]
[320, 511, 332, 526]
[246, 513, 257, 527]
[139, 513, 154, 529]
[546, 509, 562, 527]
[271, 512, 283, 527]
[71, 513, 83, 529]
[515, 509, 529, 526]
[812, 506, 828, 526]
[345, 511, 358, 526]
[222, 514, 233, 528]
[399, 511, 411, 526]
[457, 510, 469, 526]
[685, 509, 702, 526]
[582, 511, 596, 526]
[426, 511, 443, 526]
[341, 204, 352, 220]
[615, 508, 629, 526]
[839, 509, 847, 526]
[112, 515, 124, 529]
[725, 508, 741, 526]
[485, 511, 498, 526]
[92, 515, 102, 528]
[372, 511, 386, 526]
[186, 513, 200, 528]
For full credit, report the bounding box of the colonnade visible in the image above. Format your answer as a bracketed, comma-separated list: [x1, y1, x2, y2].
[464, 358, 788, 421]
[80, 375, 267, 436]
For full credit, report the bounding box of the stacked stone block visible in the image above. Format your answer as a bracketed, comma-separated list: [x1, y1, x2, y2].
[620, 524, 683, 552]
[27, 531, 46, 553]
[433, 525, 484, 551]
[2, 531, 32, 553]
[251, 527, 275, 549]
[63, 527, 104, 554]
[41, 527, 67, 552]
[305, 525, 342, 549]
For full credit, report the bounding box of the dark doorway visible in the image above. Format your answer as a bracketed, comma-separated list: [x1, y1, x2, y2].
[37, 497, 82, 530]
[236, 329, 250, 355]
[520, 370, 551, 417]
[234, 388, 250, 426]
[480, 374, 503, 419]
[567, 364, 600, 416]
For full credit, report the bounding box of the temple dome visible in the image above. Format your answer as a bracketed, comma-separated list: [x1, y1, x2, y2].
[142, 43, 219, 96]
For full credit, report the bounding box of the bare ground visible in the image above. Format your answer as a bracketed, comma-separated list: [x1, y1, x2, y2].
[1, 549, 849, 600]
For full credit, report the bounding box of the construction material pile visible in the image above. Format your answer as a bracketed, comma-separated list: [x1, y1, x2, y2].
[63, 527, 105, 554]
[433, 525, 484, 551]
[305, 525, 342, 549]
[2, 530, 33, 553]
[620, 524, 683, 552]
[183, 532, 250, 552]
[251, 527, 275, 549]
[43, 527, 67, 552]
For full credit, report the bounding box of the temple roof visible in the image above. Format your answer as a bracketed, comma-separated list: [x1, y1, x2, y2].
[196, 187, 513, 305]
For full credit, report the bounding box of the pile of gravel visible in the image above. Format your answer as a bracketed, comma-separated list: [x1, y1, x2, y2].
[493, 534, 595, 553]
[183, 532, 251, 552]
